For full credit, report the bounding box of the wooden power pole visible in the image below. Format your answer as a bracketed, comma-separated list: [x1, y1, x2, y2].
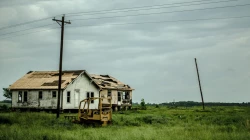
[194, 58, 205, 110]
[53, 15, 71, 118]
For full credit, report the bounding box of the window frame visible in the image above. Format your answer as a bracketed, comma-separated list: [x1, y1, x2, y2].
[23, 91, 28, 102]
[107, 90, 112, 97]
[39, 91, 43, 100]
[86, 92, 90, 98]
[52, 91, 57, 98]
[86, 92, 94, 103]
[118, 91, 121, 101]
[125, 91, 130, 99]
[123, 91, 126, 100]
[18, 91, 22, 102]
[67, 91, 71, 103]
[91, 92, 94, 103]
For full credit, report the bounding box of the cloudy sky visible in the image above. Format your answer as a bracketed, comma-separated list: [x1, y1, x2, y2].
[0, 0, 249, 103]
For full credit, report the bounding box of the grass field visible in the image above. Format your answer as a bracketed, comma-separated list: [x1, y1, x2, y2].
[0, 106, 249, 140]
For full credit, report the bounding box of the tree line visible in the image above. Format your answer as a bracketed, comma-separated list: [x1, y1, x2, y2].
[133, 101, 250, 107]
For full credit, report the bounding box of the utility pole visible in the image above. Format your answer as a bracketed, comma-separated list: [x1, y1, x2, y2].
[53, 15, 71, 118]
[194, 58, 205, 110]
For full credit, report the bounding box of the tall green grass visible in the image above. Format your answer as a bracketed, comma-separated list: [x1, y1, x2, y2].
[0, 106, 249, 140]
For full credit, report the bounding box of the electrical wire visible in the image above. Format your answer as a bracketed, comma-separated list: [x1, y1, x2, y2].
[0, 23, 55, 37]
[68, 15, 250, 28]
[0, 15, 63, 31]
[71, 3, 250, 21]
[1, 15, 249, 39]
[67, 0, 240, 17]
[1, 1, 249, 39]
[0, 27, 60, 40]
[0, 0, 243, 32]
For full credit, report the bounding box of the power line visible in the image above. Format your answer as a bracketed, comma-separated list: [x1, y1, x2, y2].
[0, 23, 55, 37]
[0, 15, 63, 31]
[68, 0, 240, 17]
[68, 15, 250, 28]
[1, 14, 250, 40]
[67, 0, 212, 15]
[66, 0, 238, 16]
[1, 15, 249, 39]
[0, 27, 60, 40]
[71, 3, 250, 21]
[0, 0, 210, 31]
[0, 0, 242, 32]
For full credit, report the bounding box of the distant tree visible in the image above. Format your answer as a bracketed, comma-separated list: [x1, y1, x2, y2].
[155, 104, 159, 108]
[3, 88, 12, 99]
[140, 98, 146, 110]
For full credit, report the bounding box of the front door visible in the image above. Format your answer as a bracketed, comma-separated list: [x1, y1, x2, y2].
[74, 89, 80, 108]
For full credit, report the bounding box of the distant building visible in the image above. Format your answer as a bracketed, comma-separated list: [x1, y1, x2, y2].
[9, 70, 133, 112]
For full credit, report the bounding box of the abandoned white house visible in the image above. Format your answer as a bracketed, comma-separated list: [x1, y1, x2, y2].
[9, 70, 133, 112]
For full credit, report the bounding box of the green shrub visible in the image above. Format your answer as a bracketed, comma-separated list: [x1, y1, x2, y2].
[140, 98, 146, 110]
[141, 115, 153, 124]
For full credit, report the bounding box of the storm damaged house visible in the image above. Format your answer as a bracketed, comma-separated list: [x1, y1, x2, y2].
[9, 70, 133, 112]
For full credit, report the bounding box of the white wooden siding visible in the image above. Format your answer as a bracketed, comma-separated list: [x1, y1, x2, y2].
[62, 73, 100, 110]
[12, 90, 60, 109]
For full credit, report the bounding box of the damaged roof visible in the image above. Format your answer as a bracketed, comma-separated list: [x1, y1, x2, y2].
[9, 70, 85, 90]
[9, 70, 133, 91]
[90, 74, 133, 90]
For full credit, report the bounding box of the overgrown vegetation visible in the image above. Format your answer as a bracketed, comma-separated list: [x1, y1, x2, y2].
[140, 98, 146, 110]
[0, 106, 249, 140]
[0, 101, 11, 112]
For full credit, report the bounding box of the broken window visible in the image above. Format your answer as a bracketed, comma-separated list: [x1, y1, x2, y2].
[86, 92, 94, 103]
[24, 91, 28, 102]
[91, 92, 94, 103]
[39, 91, 43, 99]
[118, 92, 121, 101]
[107, 90, 112, 97]
[52, 91, 57, 98]
[87, 92, 90, 98]
[67, 91, 70, 103]
[18, 91, 22, 102]
[123, 92, 126, 99]
[125, 91, 130, 99]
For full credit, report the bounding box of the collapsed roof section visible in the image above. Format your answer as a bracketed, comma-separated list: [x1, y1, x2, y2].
[90, 74, 133, 91]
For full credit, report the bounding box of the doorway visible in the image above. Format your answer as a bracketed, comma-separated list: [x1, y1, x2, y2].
[74, 89, 80, 108]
